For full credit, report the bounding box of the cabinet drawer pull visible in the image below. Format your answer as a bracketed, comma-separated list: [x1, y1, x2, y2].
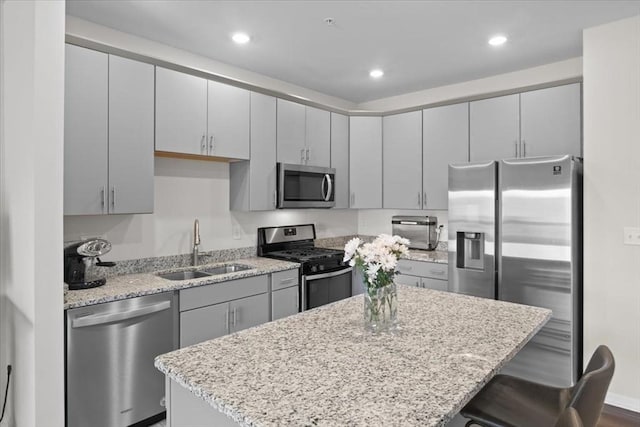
[429, 270, 445, 276]
[280, 278, 295, 285]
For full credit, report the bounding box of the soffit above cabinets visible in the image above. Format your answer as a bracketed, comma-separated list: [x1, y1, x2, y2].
[67, 0, 640, 104]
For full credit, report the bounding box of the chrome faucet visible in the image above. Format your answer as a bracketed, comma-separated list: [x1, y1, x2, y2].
[193, 219, 201, 266]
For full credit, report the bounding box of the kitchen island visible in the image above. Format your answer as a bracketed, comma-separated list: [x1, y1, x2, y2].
[155, 285, 550, 427]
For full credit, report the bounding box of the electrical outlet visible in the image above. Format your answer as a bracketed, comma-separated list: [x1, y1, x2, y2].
[232, 226, 242, 240]
[623, 227, 640, 245]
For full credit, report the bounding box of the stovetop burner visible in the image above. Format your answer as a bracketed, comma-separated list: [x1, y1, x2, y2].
[257, 224, 347, 275]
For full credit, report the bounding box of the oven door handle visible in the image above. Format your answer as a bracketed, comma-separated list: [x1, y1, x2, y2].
[305, 267, 353, 281]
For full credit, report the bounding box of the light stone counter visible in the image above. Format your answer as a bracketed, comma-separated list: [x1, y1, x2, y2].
[64, 257, 300, 310]
[155, 285, 551, 427]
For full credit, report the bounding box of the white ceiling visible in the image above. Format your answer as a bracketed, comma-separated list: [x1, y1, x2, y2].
[66, 1, 640, 104]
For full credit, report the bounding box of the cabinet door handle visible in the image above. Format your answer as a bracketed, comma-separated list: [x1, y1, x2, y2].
[232, 307, 238, 326]
[273, 190, 278, 208]
[201, 134, 206, 154]
[423, 192, 427, 208]
[306, 148, 310, 162]
[418, 192, 421, 207]
[300, 148, 305, 164]
[111, 187, 115, 209]
[514, 140, 518, 158]
[351, 193, 356, 206]
[209, 135, 214, 154]
[100, 187, 106, 213]
[522, 140, 526, 158]
[225, 307, 230, 331]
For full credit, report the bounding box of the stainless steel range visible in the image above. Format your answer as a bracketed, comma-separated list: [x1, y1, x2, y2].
[258, 224, 352, 311]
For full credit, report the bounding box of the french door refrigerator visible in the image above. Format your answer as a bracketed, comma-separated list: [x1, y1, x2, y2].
[448, 155, 582, 387]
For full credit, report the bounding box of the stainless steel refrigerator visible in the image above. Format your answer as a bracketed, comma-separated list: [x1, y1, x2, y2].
[448, 155, 582, 387]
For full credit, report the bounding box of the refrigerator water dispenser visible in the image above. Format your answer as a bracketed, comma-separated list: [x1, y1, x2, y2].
[456, 232, 484, 270]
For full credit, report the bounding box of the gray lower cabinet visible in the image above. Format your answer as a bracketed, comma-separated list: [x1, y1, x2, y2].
[229, 92, 277, 211]
[422, 103, 469, 210]
[470, 94, 520, 162]
[271, 269, 300, 320]
[396, 259, 448, 292]
[331, 112, 350, 209]
[272, 286, 299, 320]
[383, 111, 423, 209]
[64, 44, 154, 215]
[179, 275, 269, 347]
[349, 116, 382, 208]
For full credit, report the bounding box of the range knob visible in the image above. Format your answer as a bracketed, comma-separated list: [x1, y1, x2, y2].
[319, 265, 325, 271]
[310, 265, 318, 273]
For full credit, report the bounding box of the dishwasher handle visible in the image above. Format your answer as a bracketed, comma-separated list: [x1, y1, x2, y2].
[71, 300, 171, 328]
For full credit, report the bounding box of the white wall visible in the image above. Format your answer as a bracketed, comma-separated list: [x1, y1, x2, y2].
[64, 158, 358, 261]
[357, 57, 582, 112]
[0, 1, 65, 426]
[65, 16, 356, 111]
[583, 15, 640, 411]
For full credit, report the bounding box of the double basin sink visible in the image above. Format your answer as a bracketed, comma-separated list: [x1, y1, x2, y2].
[157, 264, 253, 281]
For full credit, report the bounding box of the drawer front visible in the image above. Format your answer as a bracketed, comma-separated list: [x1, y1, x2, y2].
[397, 259, 448, 280]
[395, 273, 421, 288]
[180, 275, 269, 312]
[420, 277, 448, 292]
[271, 268, 299, 291]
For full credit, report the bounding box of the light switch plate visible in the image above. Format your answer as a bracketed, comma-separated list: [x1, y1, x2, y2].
[623, 227, 640, 245]
[232, 225, 241, 240]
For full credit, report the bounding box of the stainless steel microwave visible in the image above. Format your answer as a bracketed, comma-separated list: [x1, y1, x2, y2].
[277, 163, 336, 208]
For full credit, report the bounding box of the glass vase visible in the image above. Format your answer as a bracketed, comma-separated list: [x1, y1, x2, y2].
[364, 282, 398, 333]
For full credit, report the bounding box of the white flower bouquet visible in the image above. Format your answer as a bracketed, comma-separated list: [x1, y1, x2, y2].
[343, 234, 410, 289]
[343, 234, 410, 332]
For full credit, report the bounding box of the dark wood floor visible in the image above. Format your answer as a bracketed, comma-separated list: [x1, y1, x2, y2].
[598, 405, 640, 427]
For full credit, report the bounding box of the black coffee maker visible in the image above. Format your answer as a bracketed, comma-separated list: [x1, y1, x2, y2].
[64, 238, 115, 290]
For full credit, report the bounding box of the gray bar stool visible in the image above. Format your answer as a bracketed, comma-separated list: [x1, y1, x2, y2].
[461, 345, 615, 427]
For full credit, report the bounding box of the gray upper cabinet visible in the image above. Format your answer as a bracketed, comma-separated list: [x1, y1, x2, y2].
[520, 83, 581, 158]
[330, 113, 350, 209]
[470, 94, 520, 162]
[230, 92, 277, 211]
[155, 67, 208, 156]
[422, 103, 469, 210]
[64, 44, 154, 215]
[349, 116, 382, 208]
[277, 99, 306, 164]
[305, 107, 331, 167]
[276, 99, 331, 167]
[64, 44, 109, 215]
[383, 111, 423, 209]
[108, 55, 155, 214]
[207, 80, 250, 159]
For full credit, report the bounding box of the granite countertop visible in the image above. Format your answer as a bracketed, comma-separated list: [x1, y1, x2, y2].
[64, 257, 300, 310]
[403, 249, 448, 263]
[155, 286, 551, 427]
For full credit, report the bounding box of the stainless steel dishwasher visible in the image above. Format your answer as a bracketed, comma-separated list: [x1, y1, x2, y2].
[66, 292, 178, 427]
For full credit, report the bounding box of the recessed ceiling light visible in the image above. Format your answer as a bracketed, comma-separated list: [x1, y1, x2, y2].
[232, 33, 251, 44]
[488, 35, 507, 46]
[370, 69, 384, 78]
